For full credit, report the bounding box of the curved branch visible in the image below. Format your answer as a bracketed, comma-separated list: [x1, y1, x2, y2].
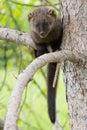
[0, 28, 36, 49]
[4, 49, 85, 130]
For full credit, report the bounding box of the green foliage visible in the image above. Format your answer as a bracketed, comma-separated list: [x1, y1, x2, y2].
[0, 0, 70, 130]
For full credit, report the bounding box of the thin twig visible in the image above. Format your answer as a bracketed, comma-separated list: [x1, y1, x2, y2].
[53, 63, 60, 88]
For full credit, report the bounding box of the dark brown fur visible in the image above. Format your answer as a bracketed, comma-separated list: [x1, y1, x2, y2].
[28, 7, 63, 123]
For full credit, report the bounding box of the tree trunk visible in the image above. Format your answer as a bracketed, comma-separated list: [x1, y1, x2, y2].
[61, 0, 87, 129]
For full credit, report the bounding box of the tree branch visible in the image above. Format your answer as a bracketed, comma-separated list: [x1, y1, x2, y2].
[0, 28, 36, 49]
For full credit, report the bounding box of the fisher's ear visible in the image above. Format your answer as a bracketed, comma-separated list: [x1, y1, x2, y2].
[48, 9, 56, 18]
[28, 12, 33, 21]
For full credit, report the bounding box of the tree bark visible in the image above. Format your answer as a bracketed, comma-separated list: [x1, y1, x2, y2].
[61, 0, 87, 129]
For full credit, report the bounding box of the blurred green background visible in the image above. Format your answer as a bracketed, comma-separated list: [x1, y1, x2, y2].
[0, 0, 69, 130]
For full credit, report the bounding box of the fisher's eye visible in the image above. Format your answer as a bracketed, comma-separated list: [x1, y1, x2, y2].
[49, 21, 52, 25]
[36, 23, 39, 27]
[44, 22, 49, 26]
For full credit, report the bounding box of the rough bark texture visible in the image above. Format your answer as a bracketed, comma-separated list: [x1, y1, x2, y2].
[62, 0, 87, 129]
